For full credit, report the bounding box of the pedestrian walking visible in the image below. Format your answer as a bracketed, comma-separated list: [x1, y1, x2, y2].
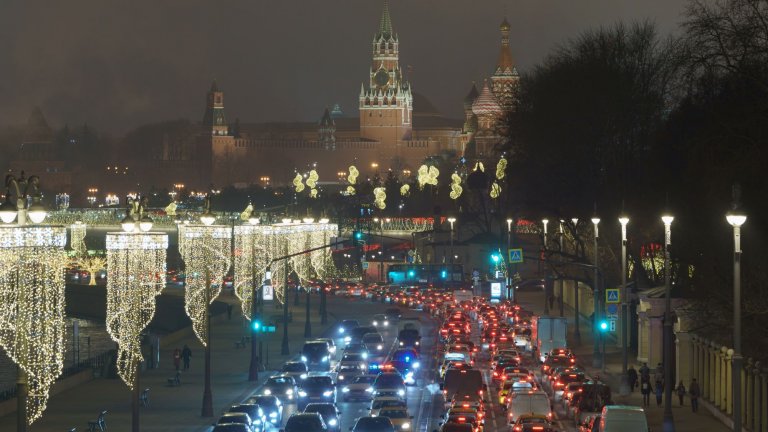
[627, 366, 638, 392]
[640, 375, 652, 407]
[676, 380, 686, 406]
[639, 362, 650, 379]
[655, 378, 664, 407]
[172, 348, 181, 371]
[689, 379, 701, 413]
[181, 344, 192, 370]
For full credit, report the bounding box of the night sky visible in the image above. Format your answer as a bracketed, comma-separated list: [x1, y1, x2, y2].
[0, 0, 687, 133]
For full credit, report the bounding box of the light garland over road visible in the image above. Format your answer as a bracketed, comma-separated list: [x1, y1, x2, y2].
[0, 226, 68, 425]
[105, 232, 168, 388]
[179, 224, 231, 346]
[233, 225, 272, 320]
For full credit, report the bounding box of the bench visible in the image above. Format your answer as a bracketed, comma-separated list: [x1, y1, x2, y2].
[86, 410, 107, 432]
[167, 371, 181, 387]
[140, 388, 150, 407]
[234, 336, 247, 349]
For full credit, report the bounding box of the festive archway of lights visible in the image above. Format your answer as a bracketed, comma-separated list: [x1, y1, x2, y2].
[0, 226, 68, 425]
[105, 232, 167, 388]
[233, 225, 272, 320]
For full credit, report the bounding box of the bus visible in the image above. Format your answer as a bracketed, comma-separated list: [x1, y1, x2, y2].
[387, 264, 465, 288]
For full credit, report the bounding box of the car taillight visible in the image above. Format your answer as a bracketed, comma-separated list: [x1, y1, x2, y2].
[533, 427, 544, 431]
[571, 358, 576, 363]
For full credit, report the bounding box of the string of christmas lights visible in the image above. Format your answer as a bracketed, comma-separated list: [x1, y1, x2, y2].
[179, 225, 231, 346]
[105, 232, 167, 388]
[233, 225, 272, 320]
[69, 222, 87, 257]
[0, 226, 68, 425]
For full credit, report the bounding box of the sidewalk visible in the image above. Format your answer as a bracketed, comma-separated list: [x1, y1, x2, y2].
[515, 289, 730, 432]
[0, 293, 383, 432]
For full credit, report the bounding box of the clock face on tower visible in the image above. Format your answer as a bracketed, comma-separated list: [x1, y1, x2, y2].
[374, 69, 390, 87]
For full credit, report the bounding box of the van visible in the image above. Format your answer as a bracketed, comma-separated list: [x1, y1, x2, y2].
[506, 391, 551, 423]
[599, 405, 648, 432]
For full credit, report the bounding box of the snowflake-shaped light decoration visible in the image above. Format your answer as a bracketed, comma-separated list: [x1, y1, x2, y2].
[0, 226, 68, 424]
[374, 187, 387, 209]
[496, 157, 507, 180]
[400, 184, 410, 197]
[293, 173, 305, 193]
[450, 173, 463, 200]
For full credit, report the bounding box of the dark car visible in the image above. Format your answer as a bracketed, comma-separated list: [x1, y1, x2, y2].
[302, 341, 332, 371]
[216, 413, 254, 431]
[297, 375, 336, 409]
[384, 308, 402, 321]
[372, 372, 406, 399]
[212, 424, 250, 432]
[244, 395, 282, 426]
[303, 402, 341, 432]
[346, 326, 377, 345]
[351, 416, 395, 432]
[439, 422, 473, 432]
[260, 375, 297, 403]
[228, 404, 266, 431]
[283, 412, 328, 432]
[338, 319, 360, 336]
[343, 343, 370, 359]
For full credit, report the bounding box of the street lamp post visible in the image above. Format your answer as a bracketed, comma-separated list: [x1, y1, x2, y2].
[571, 218, 581, 345]
[619, 215, 631, 396]
[448, 217, 456, 264]
[542, 219, 549, 314]
[727, 203, 746, 432]
[591, 216, 601, 368]
[506, 218, 514, 301]
[559, 221, 565, 317]
[661, 215, 675, 432]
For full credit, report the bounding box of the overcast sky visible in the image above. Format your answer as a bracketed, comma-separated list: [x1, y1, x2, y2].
[0, 0, 689, 134]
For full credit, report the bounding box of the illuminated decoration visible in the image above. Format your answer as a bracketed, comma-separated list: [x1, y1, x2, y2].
[490, 181, 502, 199]
[69, 222, 87, 257]
[233, 225, 272, 320]
[179, 225, 231, 346]
[348, 166, 359, 184]
[239, 203, 254, 221]
[449, 173, 463, 200]
[306, 170, 319, 188]
[310, 188, 318, 198]
[473, 162, 485, 172]
[293, 173, 305, 193]
[496, 157, 507, 180]
[416, 165, 440, 189]
[400, 184, 410, 197]
[105, 232, 167, 388]
[0, 226, 68, 424]
[346, 186, 356, 196]
[310, 222, 338, 279]
[374, 187, 386, 210]
[164, 201, 178, 217]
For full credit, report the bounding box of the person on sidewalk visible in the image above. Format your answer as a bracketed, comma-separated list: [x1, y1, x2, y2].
[639, 362, 650, 379]
[654, 363, 664, 384]
[689, 379, 701, 413]
[628, 366, 638, 392]
[181, 344, 192, 370]
[641, 375, 653, 407]
[173, 348, 181, 371]
[655, 378, 664, 407]
[676, 380, 686, 406]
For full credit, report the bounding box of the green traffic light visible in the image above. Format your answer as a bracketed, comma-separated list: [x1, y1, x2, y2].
[491, 253, 500, 263]
[599, 321, 608, 331]
[252, 320, 261, 331]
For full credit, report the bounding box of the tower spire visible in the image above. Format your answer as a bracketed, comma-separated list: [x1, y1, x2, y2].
[378, 0, 393, 39]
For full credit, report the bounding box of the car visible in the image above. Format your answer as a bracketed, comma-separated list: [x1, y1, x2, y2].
[297, 375, 336, 409]
[336, 363, 365, 383]
[579, 414, 601, 432]
[283, 412, 328, 432]
[215, 413, 254, 432]
[511, 414, 556, 432]
[302, 341, 333, 371]
[372, 372, 407, 399]
[227, 404, 266, 432]
[363, 333, 386, 355]
[315, 337, 337, 355]
[347, 326, 378, 345]
[211, 424, 250, 432]
[342, 374, 377, 401]
[377, 406, 413, 430]
[384, 360, 417, 385]
[384, 308, 402, 321]
[338, 319, 360, 336]
[351, 415, 395, 432]
[244, 395, 282, 426]
[343, 343, 371, 360]
[303, 402, 341, 432]
[369, 396, 407, 416]
[444, 411, 481, 432]
[372, 314, 390, 328]
[260, 375, 297, 403]
[282, 361, 309, 381]
[437, 422, 473, 432]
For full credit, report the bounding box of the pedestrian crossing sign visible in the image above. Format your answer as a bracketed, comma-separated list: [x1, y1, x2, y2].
[606, 288, 620, 304]
[508, 248, 523, 264]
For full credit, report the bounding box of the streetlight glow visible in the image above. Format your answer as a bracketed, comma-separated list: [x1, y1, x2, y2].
[661, 215, 674, 225]
[726, 213, 746, 227]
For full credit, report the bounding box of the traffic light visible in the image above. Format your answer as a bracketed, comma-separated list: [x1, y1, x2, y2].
[490, 252, 501, 264]
[440, 269, 448, 279]
[352, 230, 363, 246]
[251, 317, 262, 332]
[599, 320, 609, 332]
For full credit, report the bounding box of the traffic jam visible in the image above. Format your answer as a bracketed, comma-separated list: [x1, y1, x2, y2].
[211, 285, 627, 432]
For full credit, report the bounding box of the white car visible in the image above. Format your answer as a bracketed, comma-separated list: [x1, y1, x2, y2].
[336, 364, 365, 383]
[363, 333, 386, 355]
[369, 396, 407, 416]
[341, 374, 377, 401]
[372, 314, 390, 328]
[377, 407, 413, 430]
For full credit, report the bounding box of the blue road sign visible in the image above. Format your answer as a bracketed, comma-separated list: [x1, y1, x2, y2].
[508, 248, 523, 264]
[606, 288, 620, 304]
[607, 303, 618, 314]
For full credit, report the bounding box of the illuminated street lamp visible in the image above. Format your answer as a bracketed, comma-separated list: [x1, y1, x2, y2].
[618, 215, 630, 396]
[726, 187, 746, 432]
[661, 214, 674, 431]
[591, 215, 601, 368]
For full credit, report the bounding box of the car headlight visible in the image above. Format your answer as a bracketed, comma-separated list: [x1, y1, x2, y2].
[338, 375, 345, 380]
[362, 353, 368, 359]
[286, 389, 294, 395]
[399, 341, 404, 346]
[263, 389, 272, 395]
[365, 387, 374, 393]
[323, 356, 329, 362]
[413, 362, 420, 369]
[323, 390, 334, 397]
[269, 412, 278, 418]
[328, 419, 338, 426]
[360, 363, 367, 369]
[342, 387, 350, 392]
[300, 373, 308, 379]
[384, 321, 389, 326]
[397, 389, 405, 396]
[301, 356, 308, 362]
[415, 341, 420, 346]
[298, 390, 307, 397]
[344, 336, 351, 343]
[373, 321, 378, 326]
[401, 423, 410, 430]
[377, 345, 383, 350]
[339, 328, 345, 334]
